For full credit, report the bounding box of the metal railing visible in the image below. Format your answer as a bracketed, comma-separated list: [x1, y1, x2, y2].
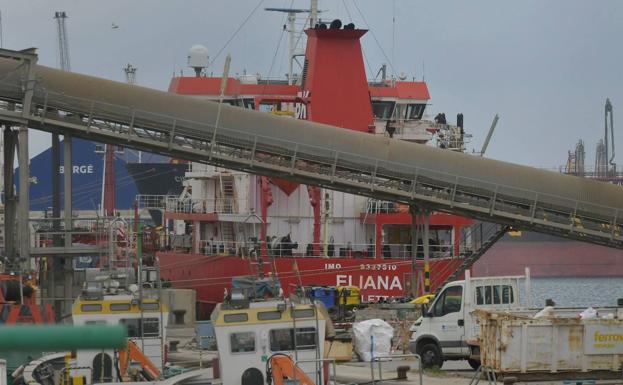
[164, 236, 461, 260]
[137, 195, 243, 215]
[164, 197, 237, 215]
[294, 358, 337, 385]
[29, 217, 111, 253]
[136, 194, 174, 210]
[468, 365, 497, 385]
[1, 62, 622, 249]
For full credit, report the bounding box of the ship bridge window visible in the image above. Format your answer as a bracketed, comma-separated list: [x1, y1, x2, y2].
[230, 331, 256, 353]
[243, 98, 255, 110]
[405, 103, 425, 120]
[476, 285, 513, 305]
[269, 328, 317, 351]
[81, 304, 103, 312]
[258, 311, 282, 321]
[372, 101, 395, 120]
[121, 318, 160, 337]
[224, 313, 249, 323]
[258, 103, 274, 113]
[109, 303, 131, 311]
[293, 308, 315, 319]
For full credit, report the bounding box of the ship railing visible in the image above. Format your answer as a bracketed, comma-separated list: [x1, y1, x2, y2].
[365, 199, 411, 214]
[163, 237, 465, 260]
[29, 217, 112, 251]
[163, 196, 241, 215]
[136, 194, 176, 210]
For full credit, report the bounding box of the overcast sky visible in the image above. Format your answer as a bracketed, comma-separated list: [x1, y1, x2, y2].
[1, 0, 622, 169]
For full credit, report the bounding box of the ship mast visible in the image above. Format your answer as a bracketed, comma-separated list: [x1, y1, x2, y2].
[265, 2, 321, 85]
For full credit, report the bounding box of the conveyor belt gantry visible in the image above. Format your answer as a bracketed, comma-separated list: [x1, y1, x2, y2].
[1, 49, 622, 251]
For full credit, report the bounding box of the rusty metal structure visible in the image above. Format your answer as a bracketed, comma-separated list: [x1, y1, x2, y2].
[1, 47, 623, 275]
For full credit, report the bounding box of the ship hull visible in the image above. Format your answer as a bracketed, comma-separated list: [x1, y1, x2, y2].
[474, 232, 623, 277]
[157, 251, 463, 313]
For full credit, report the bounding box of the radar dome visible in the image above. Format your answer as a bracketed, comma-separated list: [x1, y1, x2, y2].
[188, 44, 209, 76]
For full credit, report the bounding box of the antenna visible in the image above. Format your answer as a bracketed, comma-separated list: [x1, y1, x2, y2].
[0, 11, 4, 48]
[54, 11, 71, 71]
[310, 0, 319, 27]
[265, 6, 320, 85]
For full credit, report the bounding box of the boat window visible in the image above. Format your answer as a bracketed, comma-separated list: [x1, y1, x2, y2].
[121, 319, 140, 337]
[269, 328, 317, 351]
[109, 303, 131, 311]
[81, 304, 103, 312]
[372, 101, 395, 120]
[142, 318, 160, 337]
[141, 302, 160, 311]
[120, 318, 160, 337]
[405, 104, 425, 120]
[230, 332, 255, 353]
[258, 311, 282, 321]
[224, 313, 249, 323]
[293, 308, 315, 319]
[432, 286, 462, 317]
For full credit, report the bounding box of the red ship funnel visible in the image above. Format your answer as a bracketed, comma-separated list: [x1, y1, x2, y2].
[302, 28, 374, 132]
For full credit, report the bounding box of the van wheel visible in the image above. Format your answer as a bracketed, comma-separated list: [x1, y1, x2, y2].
[468, 359, 481, 370]
[419, 343, 443, 369]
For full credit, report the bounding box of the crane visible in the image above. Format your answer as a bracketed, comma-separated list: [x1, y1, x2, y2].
[117, 339, 161, 381]
[605, 98, 615, 171]
[54, 12, 71, 71]
[266, 354, 317, 385]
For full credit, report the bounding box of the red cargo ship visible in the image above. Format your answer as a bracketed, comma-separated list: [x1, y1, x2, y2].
[154, 11, 480, 314]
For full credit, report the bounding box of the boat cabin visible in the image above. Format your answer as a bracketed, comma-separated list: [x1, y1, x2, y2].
[212, 299, 326, 385]
[71, 283, 168, 384]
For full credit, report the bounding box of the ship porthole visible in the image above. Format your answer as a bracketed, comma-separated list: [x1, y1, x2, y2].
[241, 367, 263, 385]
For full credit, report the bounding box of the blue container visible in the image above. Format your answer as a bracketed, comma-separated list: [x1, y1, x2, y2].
[195, 321, 217, 350]
[309, 286, 336, 310]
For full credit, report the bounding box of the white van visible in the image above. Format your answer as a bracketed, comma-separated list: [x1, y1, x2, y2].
[409, 269, 531, 369]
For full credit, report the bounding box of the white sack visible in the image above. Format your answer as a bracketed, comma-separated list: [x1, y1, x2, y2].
[352, 319, 394, 362]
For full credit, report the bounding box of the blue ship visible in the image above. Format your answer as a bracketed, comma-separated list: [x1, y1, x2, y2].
[16, 138, 186, 219]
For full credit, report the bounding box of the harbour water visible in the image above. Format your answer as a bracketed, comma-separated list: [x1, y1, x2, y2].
[529, 277, 623, 308]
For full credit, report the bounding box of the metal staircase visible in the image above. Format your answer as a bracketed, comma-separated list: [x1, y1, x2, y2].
[435, 223, 510, 291]
[219, 175, 236, 214]
[1, 50, 623, 250]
